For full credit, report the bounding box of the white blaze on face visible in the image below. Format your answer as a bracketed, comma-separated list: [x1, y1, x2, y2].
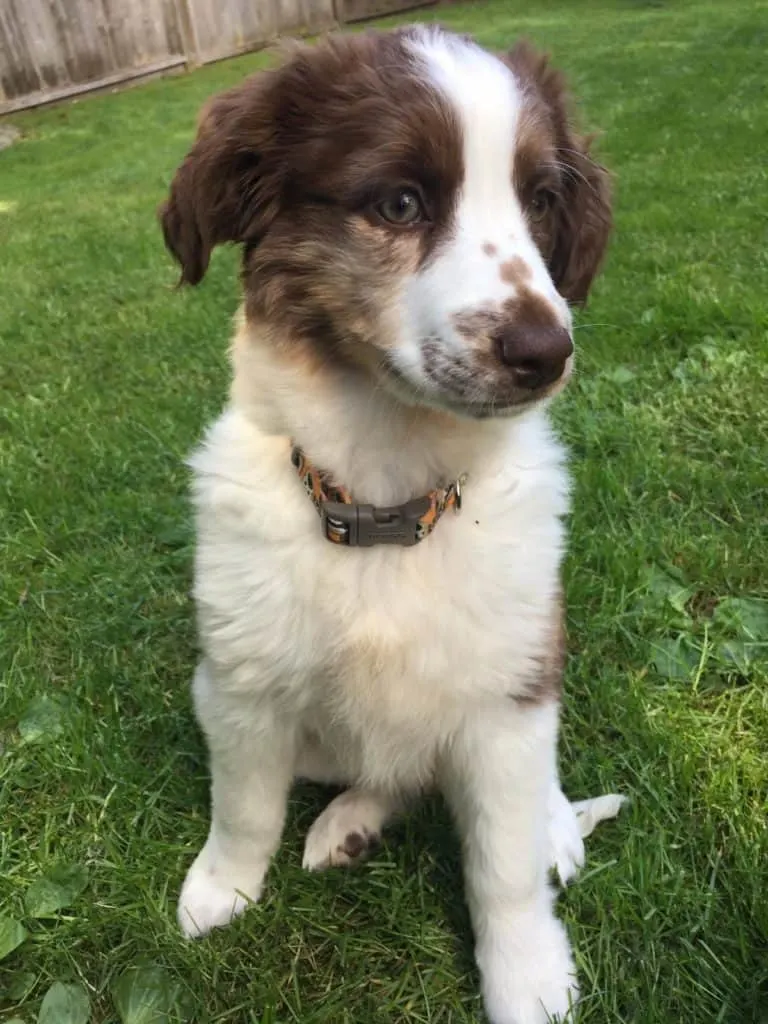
[396, 28, 571, 384]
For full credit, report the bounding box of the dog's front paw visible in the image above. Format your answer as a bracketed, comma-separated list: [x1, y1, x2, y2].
[478, 912, 578, 1024]
[177, 844, 264, 938]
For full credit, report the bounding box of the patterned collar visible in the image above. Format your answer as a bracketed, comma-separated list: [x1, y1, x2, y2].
[291, 445, 465, 547]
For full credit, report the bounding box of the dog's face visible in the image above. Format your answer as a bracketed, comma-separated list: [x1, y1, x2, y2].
[161, 27, 611, 418]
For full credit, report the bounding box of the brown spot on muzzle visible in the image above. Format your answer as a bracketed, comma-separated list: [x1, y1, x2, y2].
[499, 255, 531, 287]
[452, 285, 562, 344]
[482, 242, 498, 257]
[505, 287, 561, 327]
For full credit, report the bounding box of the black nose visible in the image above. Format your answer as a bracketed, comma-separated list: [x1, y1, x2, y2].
[492, 325, 574, 390]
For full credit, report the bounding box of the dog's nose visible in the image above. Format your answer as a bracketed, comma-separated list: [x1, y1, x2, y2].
[492, 325, 574, 390]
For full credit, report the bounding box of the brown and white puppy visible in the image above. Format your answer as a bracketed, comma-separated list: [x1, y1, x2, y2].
[161, 26, 622, 1024]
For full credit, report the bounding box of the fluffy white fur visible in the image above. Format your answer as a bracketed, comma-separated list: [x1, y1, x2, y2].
[175, 29, 623, 1024]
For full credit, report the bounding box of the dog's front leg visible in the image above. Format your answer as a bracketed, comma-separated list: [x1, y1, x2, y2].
[441, 699, 577, 1024]
[178, 660, 296, 938]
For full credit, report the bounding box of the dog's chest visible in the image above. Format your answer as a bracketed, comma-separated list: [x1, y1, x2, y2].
[193, 410, 568, 734]
[289, 476, 566, 786]
[312, 498, 560, 688]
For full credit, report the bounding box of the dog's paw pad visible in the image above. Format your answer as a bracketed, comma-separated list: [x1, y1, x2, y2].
[303, 792, 386, 872]
[340, 827, 380, 861]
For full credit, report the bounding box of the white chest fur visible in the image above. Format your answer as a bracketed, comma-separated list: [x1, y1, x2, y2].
[190, 401, 568, 790]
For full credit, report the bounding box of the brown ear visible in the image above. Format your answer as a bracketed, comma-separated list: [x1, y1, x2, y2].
[158, 73, 282, 285]
[505, 41, 613, 305]
[549, 138, 612, 305]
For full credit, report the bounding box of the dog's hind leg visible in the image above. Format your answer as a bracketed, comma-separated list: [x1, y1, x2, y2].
[548, 781, 586, 885]
[549, 781, 626, 885]
[302, 787, 403, 871]
[571, 793, 626, 838]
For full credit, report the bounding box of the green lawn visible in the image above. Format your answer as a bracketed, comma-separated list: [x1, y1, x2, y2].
[1, 0, 767, 1021]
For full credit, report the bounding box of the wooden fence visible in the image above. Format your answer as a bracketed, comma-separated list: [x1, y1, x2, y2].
[0, 0, 436, 115]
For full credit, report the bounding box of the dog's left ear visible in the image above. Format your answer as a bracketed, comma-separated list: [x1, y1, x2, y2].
[158, 72, 282, 286]
[505, 41, 613, 306]
[548, 136, 612, 305]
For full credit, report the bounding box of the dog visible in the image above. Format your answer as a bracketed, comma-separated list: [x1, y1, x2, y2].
[160, 25, 623, 1024]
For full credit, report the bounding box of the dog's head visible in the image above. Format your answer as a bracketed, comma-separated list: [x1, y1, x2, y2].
[160, 27, 611, 418]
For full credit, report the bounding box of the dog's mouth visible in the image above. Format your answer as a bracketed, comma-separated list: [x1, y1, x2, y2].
[377, 355, 571, 420]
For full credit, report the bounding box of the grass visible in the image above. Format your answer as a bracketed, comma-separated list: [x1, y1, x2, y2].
[1, 0, 767, 1020]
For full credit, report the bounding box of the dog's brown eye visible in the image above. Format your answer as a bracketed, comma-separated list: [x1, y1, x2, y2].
[529, 188, 555, 222]
[375, 189, 424, 226]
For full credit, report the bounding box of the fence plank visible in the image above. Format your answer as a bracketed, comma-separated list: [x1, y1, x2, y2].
[46, 0, 113, 84]
[184, 0, 335, 65]
[0, 0, 51, 99]
[99, 0, 184, 70]
[184, 0, 275, 64]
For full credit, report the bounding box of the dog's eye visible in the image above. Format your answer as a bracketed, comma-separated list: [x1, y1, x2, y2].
[528, 188, 555, 222]
[375, 189, 425, 226]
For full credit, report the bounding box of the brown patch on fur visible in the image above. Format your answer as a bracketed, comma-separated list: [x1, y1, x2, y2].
[514, 589, 566, 704]
[502, 41, 612, 305]
[512, 104, 556, 198]
[482, 241, 498, 257]
[452, 286, 560, 344]
[159, 29, 464, 358]
[504, 287, 561, 327]
[499, 255, 531, 286]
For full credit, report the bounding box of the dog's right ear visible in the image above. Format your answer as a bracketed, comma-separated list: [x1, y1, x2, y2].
[159, 74, 282, 286]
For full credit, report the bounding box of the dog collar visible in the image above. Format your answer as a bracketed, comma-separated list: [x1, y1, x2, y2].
[291, 445, 465, 547]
